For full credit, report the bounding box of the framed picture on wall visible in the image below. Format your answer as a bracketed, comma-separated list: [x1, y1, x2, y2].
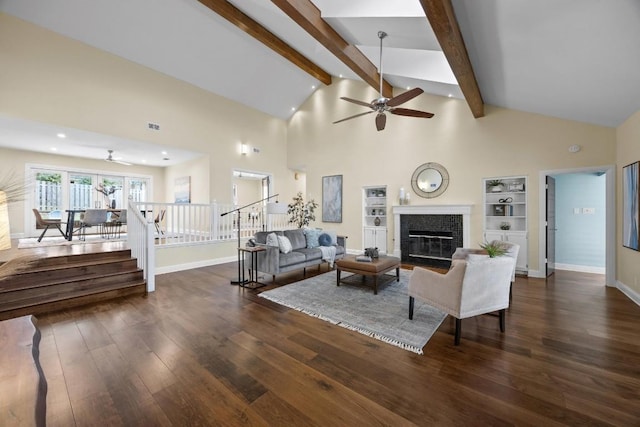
[175, 176, 191, 204]
[623, 161, 639, 251]
[322, 175, 342, 223]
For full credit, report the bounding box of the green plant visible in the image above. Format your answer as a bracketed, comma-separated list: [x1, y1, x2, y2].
[479, 240, 508, 257]
[287, 192, 318, 228]
[500, 222, 511, 230]
[487, 179, 503, 187]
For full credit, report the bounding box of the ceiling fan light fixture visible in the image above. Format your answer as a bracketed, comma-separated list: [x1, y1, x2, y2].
[333, 31, 434, 131]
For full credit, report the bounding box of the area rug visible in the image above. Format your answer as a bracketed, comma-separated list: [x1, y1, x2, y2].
[18, 234, 126, 249]
[259, 269, 447, 354]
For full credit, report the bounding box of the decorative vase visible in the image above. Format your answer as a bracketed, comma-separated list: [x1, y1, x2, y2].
[111, 199, 116, 209]
[374, 216, 381, 226]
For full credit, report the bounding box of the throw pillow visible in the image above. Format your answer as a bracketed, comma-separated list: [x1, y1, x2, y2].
[277, 235, 292, 254]
[318, 232, 332, 246]
[303, 228, 322, 248]
[265, 232, 279, 247]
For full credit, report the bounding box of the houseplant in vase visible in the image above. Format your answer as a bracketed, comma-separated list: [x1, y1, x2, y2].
[487, 179, 504, 192]
[287, 192, 318, 228]
[479, 240, 508, 257]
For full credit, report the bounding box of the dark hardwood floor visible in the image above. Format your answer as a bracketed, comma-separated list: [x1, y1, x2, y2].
[31, 261, 640, 426]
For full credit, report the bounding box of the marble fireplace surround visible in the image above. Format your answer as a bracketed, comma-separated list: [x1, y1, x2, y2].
[392, 205, 472, 259]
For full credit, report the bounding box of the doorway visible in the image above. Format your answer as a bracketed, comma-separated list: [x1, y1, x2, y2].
[538, 166, 615, 286]
[232, 169, 274, 231]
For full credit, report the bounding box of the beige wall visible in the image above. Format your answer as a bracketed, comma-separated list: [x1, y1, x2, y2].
[0, 146, 165, 236]
[165, 157, 210, 204]
[288, 79, 616, 273]
[0, 13, 297, 210]
[616, 110, 640, 293]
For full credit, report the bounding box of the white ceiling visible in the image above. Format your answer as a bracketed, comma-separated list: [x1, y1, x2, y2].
[1, 0, 639, 165]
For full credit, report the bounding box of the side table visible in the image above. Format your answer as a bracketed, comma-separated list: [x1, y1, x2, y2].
[238, 246, 266, 289]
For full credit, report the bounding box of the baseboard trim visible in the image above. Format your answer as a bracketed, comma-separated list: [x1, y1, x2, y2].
[616, 280, 640, 307]
[555, 263, 605, 274]
[156, 256, 237, 275]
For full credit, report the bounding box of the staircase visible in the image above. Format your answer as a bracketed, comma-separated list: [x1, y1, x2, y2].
[0, 249, 146, 320]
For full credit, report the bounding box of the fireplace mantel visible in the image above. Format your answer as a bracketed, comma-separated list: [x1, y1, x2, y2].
[392, 204, 473, 258]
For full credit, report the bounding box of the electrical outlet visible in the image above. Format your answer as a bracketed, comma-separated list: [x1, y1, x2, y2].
[147, 122, 160, 131]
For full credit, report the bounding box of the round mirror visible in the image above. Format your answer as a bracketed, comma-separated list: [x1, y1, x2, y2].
[411, 162, 449, 198]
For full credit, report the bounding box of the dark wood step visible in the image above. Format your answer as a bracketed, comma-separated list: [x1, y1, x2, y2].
[0, 247, 146, 321]
[0, 271, 145, 311]
[0, 258, 140, 292]
[0, 285, 146, 321]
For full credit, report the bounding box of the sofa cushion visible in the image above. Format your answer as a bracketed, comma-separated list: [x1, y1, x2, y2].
[303, 228, 322, 248]
[284, 229, 306, 250]
[278, 251, 306, 267]
[295, 247, 322, 261]
[277, 235, 293, 254]
[255, 230, 283, 244]
[266, 232, 279, 247]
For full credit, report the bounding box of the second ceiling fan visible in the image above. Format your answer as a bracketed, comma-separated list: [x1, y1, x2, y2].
[333, 31, 434, 131]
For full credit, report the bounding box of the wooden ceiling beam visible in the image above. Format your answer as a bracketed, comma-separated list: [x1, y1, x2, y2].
[271, 0, 393, 98]
[419, 0, 484, 117]
[198, 0, 332, 86]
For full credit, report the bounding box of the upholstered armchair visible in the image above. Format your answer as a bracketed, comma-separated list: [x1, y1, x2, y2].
[408, 255, 515, 345]
[452, 241, 520, 299]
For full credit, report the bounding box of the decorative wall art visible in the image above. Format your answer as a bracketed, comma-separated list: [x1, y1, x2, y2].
[623, 161, 639, 251]
[322, 175, 342, 223]
[174, 176, 191, 204]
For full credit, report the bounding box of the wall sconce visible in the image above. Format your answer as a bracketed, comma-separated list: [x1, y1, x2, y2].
[240, 143, 249, 155]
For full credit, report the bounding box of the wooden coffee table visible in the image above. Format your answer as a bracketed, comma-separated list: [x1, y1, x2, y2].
[335, 255, 401, 295]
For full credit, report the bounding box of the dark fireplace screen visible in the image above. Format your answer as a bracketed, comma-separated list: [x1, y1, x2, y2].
[400, 214, 463, 268]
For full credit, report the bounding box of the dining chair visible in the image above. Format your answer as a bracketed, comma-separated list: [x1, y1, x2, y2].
[32, 209, 66, 242]
[78, 209, 109, 241]
[154, 209, 166, 234]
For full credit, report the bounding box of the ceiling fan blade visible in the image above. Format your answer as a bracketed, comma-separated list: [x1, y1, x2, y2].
[333, 110, 375, 124]
[340, 97, 374, 108]
[375, 113, 386, 131]
[386, 87, 424, 107]
[390, 108, 434, 118]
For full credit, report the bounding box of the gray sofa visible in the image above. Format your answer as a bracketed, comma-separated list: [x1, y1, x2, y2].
[250, 229, 347, 281]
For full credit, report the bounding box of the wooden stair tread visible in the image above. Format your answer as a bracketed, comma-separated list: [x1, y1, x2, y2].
[0, 247, 146, 320]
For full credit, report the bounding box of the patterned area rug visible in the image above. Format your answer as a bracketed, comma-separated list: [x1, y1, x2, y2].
[259, 269, 447, 354]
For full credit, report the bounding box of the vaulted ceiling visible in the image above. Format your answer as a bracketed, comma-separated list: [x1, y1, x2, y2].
[1, 0, 639, 164]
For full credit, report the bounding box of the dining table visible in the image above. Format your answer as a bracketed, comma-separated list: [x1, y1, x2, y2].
[64, 209, 123, 241]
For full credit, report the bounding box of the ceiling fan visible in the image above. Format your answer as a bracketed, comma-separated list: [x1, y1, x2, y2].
[105, 149, 132, 166]
[333, 31, 434, 131]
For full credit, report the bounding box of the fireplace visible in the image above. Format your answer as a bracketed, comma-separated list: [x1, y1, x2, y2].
[392, 205, 472, 268]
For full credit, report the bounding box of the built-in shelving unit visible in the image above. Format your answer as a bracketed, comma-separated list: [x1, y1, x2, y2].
[483, 176, 528, 273]
[363, 185, 387, 253]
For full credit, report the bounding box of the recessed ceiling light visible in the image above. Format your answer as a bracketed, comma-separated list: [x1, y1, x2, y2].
[311, 85, 316, 90]
[406, 86, 411, 90]
[56, 133, 66, 138]
[50, 147, 57, 151]
[448, 94, 453, 98]
[291, 107, 296, 111]
[141, 159, 147, 163]
[161, 151, 168, 155]
[339, 74, 343, 78]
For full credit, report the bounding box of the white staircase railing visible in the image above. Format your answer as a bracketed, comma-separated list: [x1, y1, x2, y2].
[127, 201, 290, 292]
[127, 200, 155, 292]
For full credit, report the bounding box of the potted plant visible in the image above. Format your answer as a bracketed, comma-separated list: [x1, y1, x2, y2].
[479, 240, 508, 257]
[287, 192, 318, 228]
[487, 179, 504, 192]
[500, 222, 511, 230]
